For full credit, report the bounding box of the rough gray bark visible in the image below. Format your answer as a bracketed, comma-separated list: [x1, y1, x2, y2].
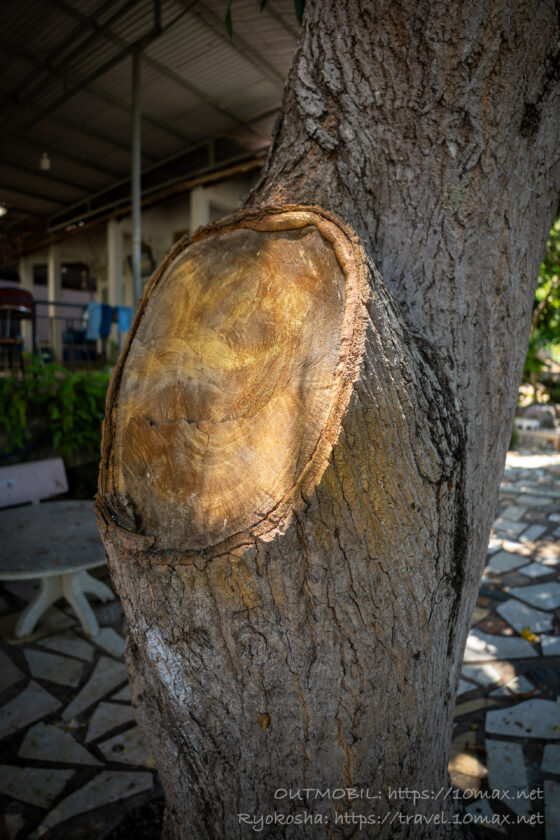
[97, 2, 560, 838]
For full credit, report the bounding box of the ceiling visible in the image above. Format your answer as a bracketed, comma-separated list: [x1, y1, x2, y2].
[0, 0, 299, 266]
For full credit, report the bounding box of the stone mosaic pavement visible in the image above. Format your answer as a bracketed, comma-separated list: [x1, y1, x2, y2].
[0, 451, 558, 839]
[450, 452, 560, 839]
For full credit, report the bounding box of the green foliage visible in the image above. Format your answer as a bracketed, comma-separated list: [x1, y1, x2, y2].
[293, 0, 305, 24]
[0, 356, 110, 460]
[523, 216, 560, 380]
[225, 0, 233, 37]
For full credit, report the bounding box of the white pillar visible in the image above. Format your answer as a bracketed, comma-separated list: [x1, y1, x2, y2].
[47, 245, 62, 362]
[107, 220, 123, 307]
[190, 186, 210, 231]
[18, 256, 34, 353]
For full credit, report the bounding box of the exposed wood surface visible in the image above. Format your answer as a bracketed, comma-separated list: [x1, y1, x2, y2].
[102, 207, 368, 550]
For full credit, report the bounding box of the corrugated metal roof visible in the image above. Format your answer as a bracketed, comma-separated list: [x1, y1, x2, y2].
[0, 0, 300, 257]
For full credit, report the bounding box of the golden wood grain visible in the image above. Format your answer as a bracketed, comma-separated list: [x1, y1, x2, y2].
[102, 208, 368, 551]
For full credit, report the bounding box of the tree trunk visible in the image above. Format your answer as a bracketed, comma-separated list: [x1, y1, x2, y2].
[96, 2, 560, 838]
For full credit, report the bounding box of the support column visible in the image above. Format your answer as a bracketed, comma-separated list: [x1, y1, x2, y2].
[107, 220, 124, 308]
[131, 49, 142, 306]
[47, 245, 62, 362]
[190, 186, 210, 231]
[18, 256, 34, 353]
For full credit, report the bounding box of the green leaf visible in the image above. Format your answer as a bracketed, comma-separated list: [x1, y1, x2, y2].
[225, 0, 233, 37]
[294, 0, 305, 24]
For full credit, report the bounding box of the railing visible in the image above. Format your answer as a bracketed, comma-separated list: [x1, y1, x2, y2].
[0, 294, 105, 372]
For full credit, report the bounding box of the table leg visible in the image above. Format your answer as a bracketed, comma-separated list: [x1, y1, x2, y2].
[79, 570, 114, 603]
[61, 572, 99, 637]
[15, 577, 62, 638]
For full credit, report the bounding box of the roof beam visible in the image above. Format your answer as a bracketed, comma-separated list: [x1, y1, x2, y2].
[45, 101, 278, 231]
[0, 34, 198, 148]
[42, 0, 142, 88]
[1, 160, 90, 193]
[191, 3, 285, 91]
[37, 0, 269, 141]
[5, 155, 264, 262]
[0, 86, 160, 162]
[13, 0, 123, 103]
[263, 3, 300, 40]
[0, 128, 122, 179]
[0, 181, 63, 208]
[88, 84, 197, 146]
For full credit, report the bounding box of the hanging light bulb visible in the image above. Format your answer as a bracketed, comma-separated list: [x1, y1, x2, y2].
[40, 151, 51, 171]
[0, 204, 7, 218]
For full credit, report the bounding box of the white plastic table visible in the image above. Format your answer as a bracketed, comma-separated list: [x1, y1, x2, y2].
[0, 500, 114, 638]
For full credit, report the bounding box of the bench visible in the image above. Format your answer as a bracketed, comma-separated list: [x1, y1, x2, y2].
[0, 457, 113, 637]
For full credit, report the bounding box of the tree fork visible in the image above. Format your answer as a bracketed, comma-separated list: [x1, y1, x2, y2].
[97, 206, 467, 838]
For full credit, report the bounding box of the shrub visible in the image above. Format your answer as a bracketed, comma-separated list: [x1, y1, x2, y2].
[0, 356, 110, 460]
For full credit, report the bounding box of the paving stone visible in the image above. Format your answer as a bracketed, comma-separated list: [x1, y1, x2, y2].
[500, 505, 529, 522]
[486, 699, 560, 739]
[502, 539, 533, 556]
[2, 581, 37, 601]
[486, 551, 527, 573]
[489, 674, 535, 698]
[471, 605, 490, 625]
[448, 730, 486, 791]
[524, 485, 560, 499]
[464, 799, 497, 825]
[18, 722, 102, 766]
[94, 628, 125, 659]
[496, 599, 554, 634]
[457, 679, 476, 696]
[0, 765, 74, 809]
[496, 570, 534, 588]
[516, 495, 555, 506]
[493, 518, 529, 537]
[525, 512, 552, 526]
[0, 648, 25, 694]
[0, 607, 75, 643]
[62, 657, 127, 722]
[98, 726, 153, 767]
[112, 684, 132, 702]
[86, 702, 135, 742]
[478, 586, 515, 604]
[508, 581, 560, 611]
[0, 681, 61, 741]
[24, 649, 83, 688]
[454, 697, 497, 717]
[545, 780, 560, 840]
[537, 555, 560, 567]
[1, 813, 25, 839]
[37, 632, 95, 662]
[477, 615, 511, 635]
[486, 740, 531, 817]
[542, 744, 560, 775]
[487, 537, 503, 554]
[461, 663, 502, 687]
[92, 599, 125, 627]
[525, 666, 560, 684]
[542, 636, 560, 656]
[463, 629, 538, 662]
[549, 513, 560, 523]
[519, 562, 556, 579]
[35, 770, 153, 834]
[520, 524, 548, 542]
